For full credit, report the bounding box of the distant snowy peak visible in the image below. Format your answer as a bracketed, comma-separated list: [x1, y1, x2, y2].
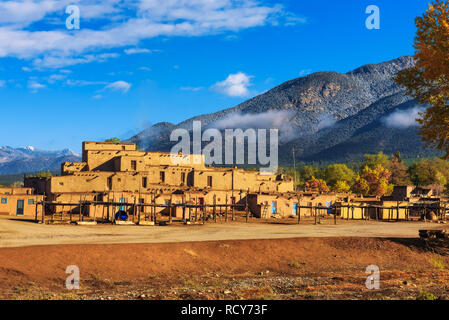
[0, 146, 81, 174]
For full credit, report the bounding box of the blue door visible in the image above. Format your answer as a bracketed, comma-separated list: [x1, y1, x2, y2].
[119, 198, 125, 211]
[326, 201, 332, 214]
[271, 201, 277, 214]
[292, 203, 297, 216]
[16, 200, 24, 216]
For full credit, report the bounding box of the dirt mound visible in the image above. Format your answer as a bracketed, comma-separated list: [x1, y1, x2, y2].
[0, 237, 447, 299]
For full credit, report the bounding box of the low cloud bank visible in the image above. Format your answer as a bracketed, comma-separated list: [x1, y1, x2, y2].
[211, 110, 297, 142]
[382, 106, 426, 129]
[317, 114, 337, 131]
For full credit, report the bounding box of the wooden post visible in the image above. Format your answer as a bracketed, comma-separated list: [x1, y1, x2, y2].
[232, 197, 235, 221]
[138, 200, 141, 224]
[297, 200, 301, 224]
[78, 195, 82, 222]
[333, 206, 337, 225]
[202, 201, 206, 224]
[314, 207, 317, 225]
[397, 202, 400, 221]
[169, 203, 173, 224]
[42, 201, 45, 224]
[34, 199, 38, 223]
[188, 199, 191, 222]
[213, 195, 217, 223]
[225, 195, 228, 222]
[195, 197, 198, 222]
[246, 195, 249, 223]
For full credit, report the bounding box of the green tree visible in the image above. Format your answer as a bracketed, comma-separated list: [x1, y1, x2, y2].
[333, 180, 351, 193]
[395, 0, 449, 157]
[323, 164, 355, 187]
[27, 171, 52, 179]
[299, 166, 320, 182]
[105, 137, 121, 142]
[408, 158, 449, 186]
[362, 152, 389, 169]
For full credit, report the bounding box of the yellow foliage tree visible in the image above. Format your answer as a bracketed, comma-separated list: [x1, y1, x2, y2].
[395, 0, 449, 157]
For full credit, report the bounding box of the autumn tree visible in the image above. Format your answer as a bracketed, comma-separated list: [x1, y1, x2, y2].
[304, 177, 330, 193]
[352, 165, 393, 197]
[388, 152, 412, 185]
[395, 0, 449, 157]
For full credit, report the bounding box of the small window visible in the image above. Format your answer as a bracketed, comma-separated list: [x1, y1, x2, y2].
[207, 176, 213, 187]
[181, 172, 186, 183]
[1, 198, 6, 204]
[59, 182, 64, 186]
[131, 160, 137, 171]
[160, 171, 165, 183]
[107, 177, 113, 189]
[142, 177, 148, 188]
[28, 199, 35, 205]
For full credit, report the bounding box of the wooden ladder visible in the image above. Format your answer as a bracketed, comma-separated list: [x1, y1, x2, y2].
[262, 205, 269, 219]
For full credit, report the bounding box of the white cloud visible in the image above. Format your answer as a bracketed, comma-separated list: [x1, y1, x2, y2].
[32, 52, 120, 69]
[212, 72, 253, 97]
[382, 106, 426, 129]
[299, 69, 312, 77]
[0, 0, 302, 68]
[0, 80, 5, 87]
[124, 48, 152, 55]
[28, 80, 46, 92]
[47, 73, 67, 83]
[104, 80, 131, 93]
[66, 79, 108, 86]
[138, 66, 151, 71]
[181, 86, 204, 91]
[92, 94, 103, 99]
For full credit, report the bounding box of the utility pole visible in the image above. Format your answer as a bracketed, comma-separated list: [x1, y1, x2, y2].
[292, 147, 297, 191]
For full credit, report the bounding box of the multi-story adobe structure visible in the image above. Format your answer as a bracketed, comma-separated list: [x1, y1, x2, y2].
[25, 141, 312, 220]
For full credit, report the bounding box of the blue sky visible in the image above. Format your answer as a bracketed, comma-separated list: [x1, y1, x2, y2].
[0, 0, 430, 152]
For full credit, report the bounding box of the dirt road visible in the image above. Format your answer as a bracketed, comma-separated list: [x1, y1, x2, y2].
[0, 216, 446, 248]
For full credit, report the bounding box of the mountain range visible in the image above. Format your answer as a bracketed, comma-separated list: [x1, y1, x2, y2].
[0, 146, 80, 175]
[129, 56, 441, 164]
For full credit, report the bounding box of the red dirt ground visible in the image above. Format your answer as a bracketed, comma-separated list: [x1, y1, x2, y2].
[0, 237, 448, 300]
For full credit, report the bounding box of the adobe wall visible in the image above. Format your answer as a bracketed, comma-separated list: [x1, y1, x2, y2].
[0, 193, 43, 217]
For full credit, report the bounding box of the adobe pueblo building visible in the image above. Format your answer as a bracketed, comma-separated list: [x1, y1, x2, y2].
[24, 141, 326, 223]
[17, 141, 447, 224]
